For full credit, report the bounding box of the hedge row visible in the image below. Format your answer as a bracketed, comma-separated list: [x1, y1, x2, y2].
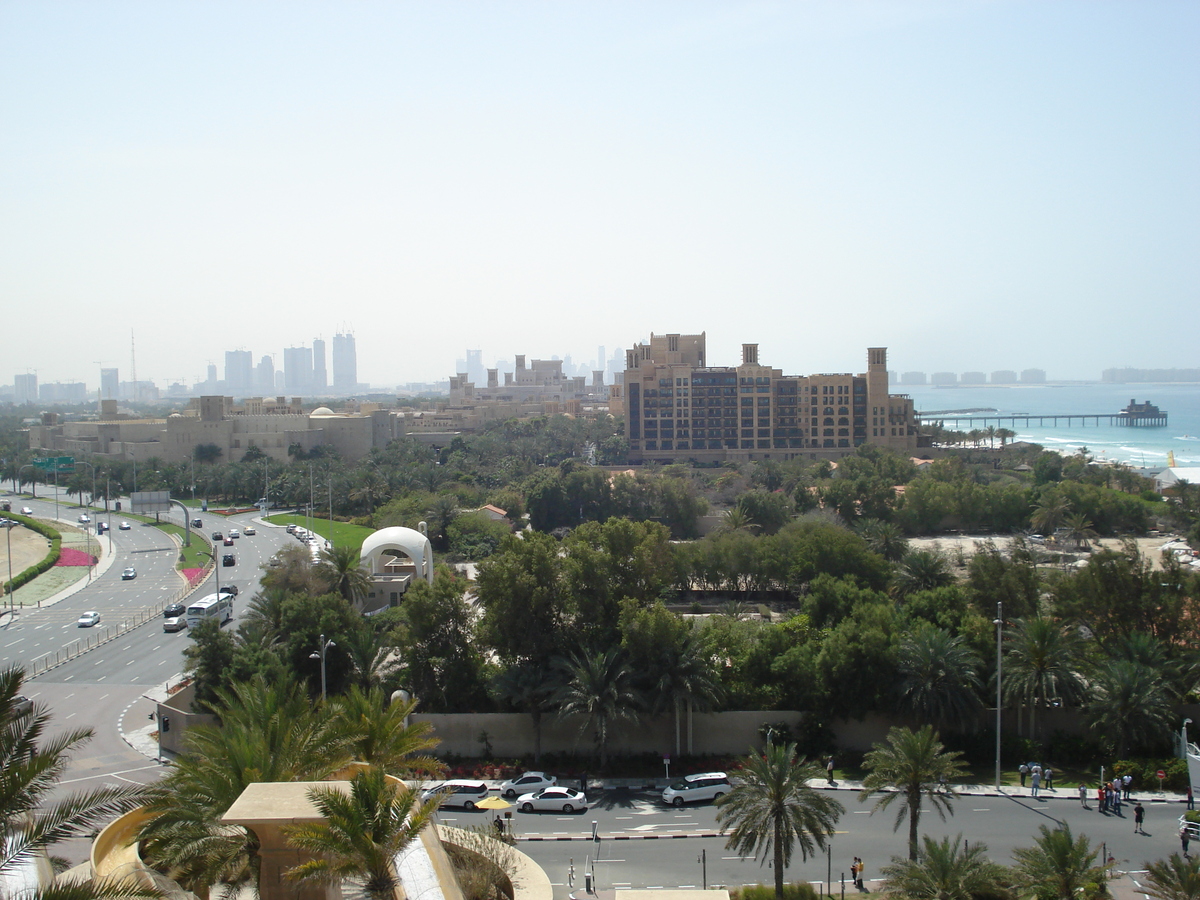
[2, 515, 62, 596]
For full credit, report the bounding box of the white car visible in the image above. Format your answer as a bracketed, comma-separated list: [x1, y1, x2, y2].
[661, 772, 731, 806]
[121, 567, 136, 580]
[517, 787, 588, 813]
[20, 507, 32, 516]
[419, 780, 490, 810]
[77, 611, 100, 627]
[229, 528, 240, 539]
[243, 526, 256, 535]
[500, 772, 557, 798]
[78, 514, 91, 524]
[118, 521, 131, 530]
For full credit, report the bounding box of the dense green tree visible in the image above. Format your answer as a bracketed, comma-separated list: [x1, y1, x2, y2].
[1001, 617, 1087, 739]
[879, 834, 1008, 900]
[892, 549, 955, 597]
[857, 518, 910, 562]
[476, 531, 569, 667]
[316, 545, 371, 605]
[280, 593, 362, 698]
[284, 767, 441, 900]
[736, 491, 794, 535]
[715, 743, 844, 900]
[1084, 659, 1175, 758]
[816, 602, 900, 719]
[966, 539, 1041, 620]
[1009, 824, 1107, 900]
[860, 725, 968, 860]
[329, 686, 443, 775]
[182, 617, 238, 707]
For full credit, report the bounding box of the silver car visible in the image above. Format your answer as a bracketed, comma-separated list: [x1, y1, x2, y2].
[500, 771, 557, 798]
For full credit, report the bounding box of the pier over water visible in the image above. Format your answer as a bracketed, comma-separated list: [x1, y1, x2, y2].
[917, 399, 1168, 429]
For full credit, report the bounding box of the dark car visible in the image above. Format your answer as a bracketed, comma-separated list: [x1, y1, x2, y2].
[164, 602, 186, 618]
[211, 531, 223, 541]
[219, 585, 239, 597]
[222, 554, 235, 567]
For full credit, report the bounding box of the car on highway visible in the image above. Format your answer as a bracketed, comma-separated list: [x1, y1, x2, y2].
[229, 528, 240, 539]
[661, 772, 731, 807]
[13, 695, 33, 716]
[212, 531, 223, 541]
[517, 787, 589, 813]
[163, 615, 187, 633]
[420, 780, 490, 809]
[77, 611, 100, 627]
[219, 585, 239, 597]
[119, 521, 131, 530]
[191, 518, 203, 528]
[78, 514, 91, 524]
[121, 567, 136, 580]
[223, 536, 234, 546]
[500, 772, 557, 798]
[164, 602, 186, 618]
[222, 554, 235, 567]
[243, 526, 256, 535]
[97, 521, 109, 533]
[20, 507, 32, 516]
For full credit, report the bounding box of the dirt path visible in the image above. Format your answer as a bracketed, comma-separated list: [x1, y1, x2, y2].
[909, 533, 1189, 570]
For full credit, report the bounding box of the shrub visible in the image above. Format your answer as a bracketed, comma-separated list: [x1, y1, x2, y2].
[2, 516, 61, 595]
[1111, 757, 1188, 792]
[732, 884, 819, 900]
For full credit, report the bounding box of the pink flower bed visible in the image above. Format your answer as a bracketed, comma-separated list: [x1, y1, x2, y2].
[183, 568, 207, 585]
[55, 547, 96, 567]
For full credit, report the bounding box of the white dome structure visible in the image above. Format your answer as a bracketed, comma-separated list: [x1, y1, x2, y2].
[309, 406, 336, 417]
[360, 525, 434, 586]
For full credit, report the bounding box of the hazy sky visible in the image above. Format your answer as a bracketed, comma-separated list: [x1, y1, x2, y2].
[2, 1, 1197, 389]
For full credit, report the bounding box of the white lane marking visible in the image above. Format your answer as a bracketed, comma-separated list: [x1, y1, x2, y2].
[64, 713, 75, 719]
[5, 639, 23, 647]
[57, 762, 162, 785]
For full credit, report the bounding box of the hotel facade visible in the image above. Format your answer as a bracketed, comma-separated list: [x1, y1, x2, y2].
[618, 333, 923, 464]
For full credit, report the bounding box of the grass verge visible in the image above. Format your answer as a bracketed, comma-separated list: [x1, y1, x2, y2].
[263, 514, 374, 553]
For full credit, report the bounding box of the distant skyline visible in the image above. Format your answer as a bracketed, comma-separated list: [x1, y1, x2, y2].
[2, 2, 1197, 387]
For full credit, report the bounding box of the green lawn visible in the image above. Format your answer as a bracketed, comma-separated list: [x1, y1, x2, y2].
[263, 514, 375, 553]
[152, 522, 214, 570]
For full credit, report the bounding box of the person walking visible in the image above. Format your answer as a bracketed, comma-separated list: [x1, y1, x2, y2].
[1044, 766, 1054, 790]
[1079, 783, 1089, 808]
[850, 858, 860, 888]
[1123, 774, 1132, 799]
[1134, 802, 1145, 834]
[1030, 771, 1041, 798]
[1112, 782, 1122, 813]
[1019, 763, 1028, 788]
[1182, 824, 1191, 857]
[856, 857, 865, 890]
[1098, 785, 1106, 813]
[827, 757, 836, 785]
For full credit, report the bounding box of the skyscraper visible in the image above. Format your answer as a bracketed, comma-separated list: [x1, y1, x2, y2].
[312, 339, 327, 392]
[284, 346, 313, 395]
[101, 368, 119, 400]
[15, 373, 38, 405]
[224, 350, 254, 397]
[254, 355, 275, 395]
[332, 333, 357, 393]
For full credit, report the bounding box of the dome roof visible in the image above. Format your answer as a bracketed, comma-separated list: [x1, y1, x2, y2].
[309, 406, 336, 417]
[360, 526, 434, 585]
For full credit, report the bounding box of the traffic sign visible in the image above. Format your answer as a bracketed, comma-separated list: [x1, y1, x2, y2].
[1158, 769, 1167, 780]
[33, 456, 75, 472]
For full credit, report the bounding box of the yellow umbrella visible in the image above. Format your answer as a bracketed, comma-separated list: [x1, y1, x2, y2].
[476, 796, 512, 810]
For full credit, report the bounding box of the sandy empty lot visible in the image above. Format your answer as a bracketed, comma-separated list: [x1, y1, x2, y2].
[909, 533, 1188, 570]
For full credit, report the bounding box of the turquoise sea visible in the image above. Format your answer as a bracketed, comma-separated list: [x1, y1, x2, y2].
[902, 382, 1200, 469]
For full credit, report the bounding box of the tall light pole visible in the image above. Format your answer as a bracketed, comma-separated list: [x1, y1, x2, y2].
[3, 519, 15, 619]
[994, 601, 1003, 791]
[310, 634, 335, 701]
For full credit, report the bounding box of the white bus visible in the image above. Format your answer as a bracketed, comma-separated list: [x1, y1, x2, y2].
[185, 593, 234, 630]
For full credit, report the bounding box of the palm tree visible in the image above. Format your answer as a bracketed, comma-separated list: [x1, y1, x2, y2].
[317, 545, 372, 605]
[1084, 658, 1175, 759]
[717, 507, 758, 535]
[1010, 824, 1107, 899]
[1063, 513, 1098, 551]
[138, 676, 350, 896]
[892, 549, 954, 597]
[284, 767, 441, 900]
[329, 685, 444, 776]
[1142, 853, 1200, 900]
[859, 725, 968, 860]
[554, 648, 641, 768]
[996, 427, 1016, 448]
[646, 627, 725, 756]
[895, 624, 984, 732]
[1031, 495, 1071, 539]
[879, 834, 1007, 900]
[715, 743, 844, 900]
[857, 518, 910, 562]
[339, 623, 401, 691]
[0, 666, 153, 900]
[1002, 617, 1087, 739]
[491, 661, 559, 762]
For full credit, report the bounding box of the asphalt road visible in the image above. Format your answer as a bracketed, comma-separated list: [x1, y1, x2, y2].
[504, 786, 1186, 896]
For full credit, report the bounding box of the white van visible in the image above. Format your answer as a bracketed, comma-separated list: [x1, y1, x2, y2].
[662, 772, 732, 807]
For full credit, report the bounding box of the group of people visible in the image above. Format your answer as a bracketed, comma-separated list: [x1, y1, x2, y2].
[849, 857, 865, 890]
[1093, 777, 1133, 813]
[1018, 762, 1054, 796]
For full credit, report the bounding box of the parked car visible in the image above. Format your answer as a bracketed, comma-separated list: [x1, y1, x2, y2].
[223, 536, 234, 546]
[500, 772, 557, 798]
[243, 526, 256, 535]
[517, 787, 589, 813]
[286, 524, 297, 534]
[661, 772, 731, 807]
[222, 554, 235, 567]
[118, 521, 131, 530]
[163, 616, 187, 633]
[164, 602, 186, 618]
[229, 528, 240, 539]
[20, 507, 33, 516]
[191, 518, 203, 528]
[121, 567, 136, 580]
[78, 514, 90, 524]
[77, 611, 100, 627]
[420, 780, 490, 810]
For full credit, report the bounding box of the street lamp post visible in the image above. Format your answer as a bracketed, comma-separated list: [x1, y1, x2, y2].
[310, 634, 335, 701]
[994, 601, 1003, 791]
[3, 519, 15, 619]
